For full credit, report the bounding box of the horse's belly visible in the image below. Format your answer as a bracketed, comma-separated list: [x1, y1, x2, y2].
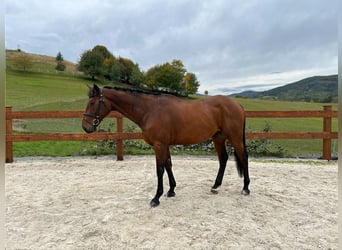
[142, 111, 219, 145]
[170, 127, 217, 145]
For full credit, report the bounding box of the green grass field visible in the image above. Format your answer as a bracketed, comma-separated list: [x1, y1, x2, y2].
[6, 67, 338, 158]
[6, 70, 90, 111]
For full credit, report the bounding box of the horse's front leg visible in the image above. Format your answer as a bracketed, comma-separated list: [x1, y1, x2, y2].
[150, 161, 165, 207]
[150, 143, 169, 207]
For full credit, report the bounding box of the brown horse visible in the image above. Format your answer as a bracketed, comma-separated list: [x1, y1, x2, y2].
[82, 84, 250, 207]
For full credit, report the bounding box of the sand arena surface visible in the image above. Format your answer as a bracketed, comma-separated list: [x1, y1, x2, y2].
[5, 156, 337, 249]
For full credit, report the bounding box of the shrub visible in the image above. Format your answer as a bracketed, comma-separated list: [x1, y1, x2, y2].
[246, 122, 287, 157]
[55, 62, 66, 71]
[80, 122, 286, 157]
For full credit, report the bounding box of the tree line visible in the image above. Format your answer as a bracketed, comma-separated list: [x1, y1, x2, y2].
[77, 45, 200, 95]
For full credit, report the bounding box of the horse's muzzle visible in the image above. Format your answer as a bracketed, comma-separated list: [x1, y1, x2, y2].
[82, 119, 97, 133]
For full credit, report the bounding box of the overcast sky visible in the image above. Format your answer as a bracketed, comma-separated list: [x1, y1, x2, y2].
[5, 0, 338, 95]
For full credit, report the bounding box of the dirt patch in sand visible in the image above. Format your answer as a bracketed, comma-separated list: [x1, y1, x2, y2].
[5, 156, 337, 249]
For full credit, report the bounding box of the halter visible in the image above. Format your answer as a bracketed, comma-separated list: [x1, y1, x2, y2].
[83, 87, 109, 131]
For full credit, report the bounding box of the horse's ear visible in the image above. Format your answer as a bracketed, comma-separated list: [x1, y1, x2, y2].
[93, 84, 100, 96]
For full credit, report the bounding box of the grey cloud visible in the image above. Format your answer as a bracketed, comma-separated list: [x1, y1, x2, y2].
[5, 0, 337, 94]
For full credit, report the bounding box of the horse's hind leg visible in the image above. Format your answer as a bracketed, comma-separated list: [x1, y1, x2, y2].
[211, 134, 228, 194]
[233, 142, 250, 195]
[165, 148, 176, 197]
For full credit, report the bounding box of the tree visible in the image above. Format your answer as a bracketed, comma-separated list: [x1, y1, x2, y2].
[78, 45, 114, 80]
[103, 57, 122, 82]
[92, 45, 113, 59]
[55, 62, 66, 71]
[118, 57, 135, 83]
[78, 45, 138, 83]
[55, 51, 65, 71]
[186, 72, 200, 94]
[104, 56, 135, 84]
[158, 62, 184, 91]
[171, 59, 186, 74]
[77, 46, 200, 92]
[13, 53, 33, 71]
[130, 63, 145, 87]
[103, 56, 117, 81]
[78, 50, 104, 80]
[145, 64, 161, 89]
[145, 59, 193, 93]
[56, 51, 64, 62]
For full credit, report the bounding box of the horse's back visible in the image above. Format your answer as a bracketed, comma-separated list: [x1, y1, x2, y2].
[202, 95, 244, 118]
[156, 95, 244, 126]
[203, 95, 242, 107]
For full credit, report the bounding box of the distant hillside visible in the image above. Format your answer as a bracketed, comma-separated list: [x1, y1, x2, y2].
[6, 50, 80, 74]
[231, 75, 338, 103]
[230, 90, 258, 97]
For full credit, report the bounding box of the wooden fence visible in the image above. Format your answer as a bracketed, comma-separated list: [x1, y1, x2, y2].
[5, 105, 338, 163]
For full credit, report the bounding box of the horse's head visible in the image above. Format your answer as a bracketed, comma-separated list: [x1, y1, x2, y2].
[82, 84, 111, 133]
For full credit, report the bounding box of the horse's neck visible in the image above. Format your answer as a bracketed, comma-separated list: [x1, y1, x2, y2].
[105, 89, 153, 127]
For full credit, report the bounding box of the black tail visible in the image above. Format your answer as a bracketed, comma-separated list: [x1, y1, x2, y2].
[234, 117, 248, 177]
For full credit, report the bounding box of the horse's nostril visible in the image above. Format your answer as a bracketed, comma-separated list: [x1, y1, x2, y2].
[82, 124, 92, 133]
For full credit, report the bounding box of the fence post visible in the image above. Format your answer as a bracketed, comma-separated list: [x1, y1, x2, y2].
[116, 114, 124, 161]
[322, 105, 332, 160]
[6, 106, 13, 163]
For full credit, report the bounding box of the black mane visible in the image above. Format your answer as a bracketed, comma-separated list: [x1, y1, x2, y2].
[103, 86, 186, 97]
[103, 86, 162, 96]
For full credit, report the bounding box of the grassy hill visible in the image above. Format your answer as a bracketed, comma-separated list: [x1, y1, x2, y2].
[231, 75, 338, 103]
[5, 50, 338, 158]
[6, 50, 97, 111]
[6, 70, 90, 111]
[6, 50, 79, 74]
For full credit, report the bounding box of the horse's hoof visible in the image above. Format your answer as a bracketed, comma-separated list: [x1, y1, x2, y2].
[211, 187, 220, 194]
[241, 189, 250, 195]
[150, 199, 160, 208]
[167, 191, 176, 197]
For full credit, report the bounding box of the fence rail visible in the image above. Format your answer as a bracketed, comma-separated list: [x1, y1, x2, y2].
[5, 105, 338, 163]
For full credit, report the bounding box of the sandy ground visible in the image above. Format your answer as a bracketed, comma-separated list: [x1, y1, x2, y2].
[5, 155, 338, 250]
